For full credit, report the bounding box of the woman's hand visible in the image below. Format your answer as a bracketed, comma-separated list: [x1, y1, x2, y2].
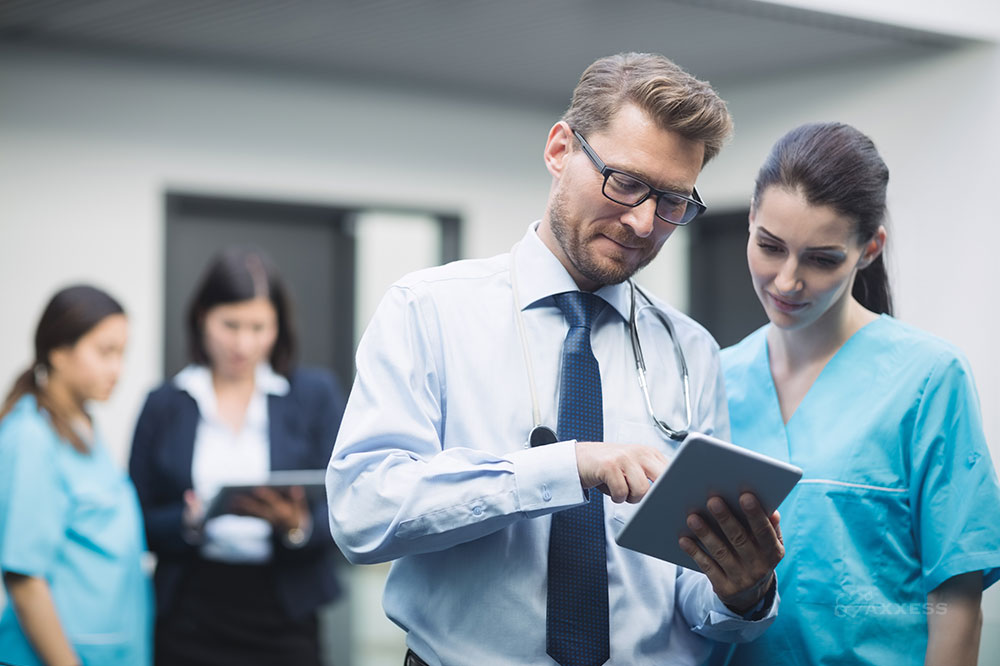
[181, 489, 205, 544]
[182, 490, 204, 529]
[231, 485, 310, 534]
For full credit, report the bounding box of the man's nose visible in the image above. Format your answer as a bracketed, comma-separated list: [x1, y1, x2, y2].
[620, 198, 659, 238]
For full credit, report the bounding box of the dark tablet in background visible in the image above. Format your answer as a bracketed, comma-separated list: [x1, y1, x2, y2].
[204, 469, 328, 520]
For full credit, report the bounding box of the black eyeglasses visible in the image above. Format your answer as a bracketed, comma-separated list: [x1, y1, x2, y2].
[572, 129, 707, 226]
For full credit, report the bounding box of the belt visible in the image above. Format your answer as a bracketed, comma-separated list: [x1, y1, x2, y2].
[404, 649, 430, 666]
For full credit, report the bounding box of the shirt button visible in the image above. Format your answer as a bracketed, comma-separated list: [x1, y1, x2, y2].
[472, 505, 484, 516]
[542, 485, 552, 501]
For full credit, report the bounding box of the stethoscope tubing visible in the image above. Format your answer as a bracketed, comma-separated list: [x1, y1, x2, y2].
[510, 241, 691, 447]
[629, 283, 691, 442]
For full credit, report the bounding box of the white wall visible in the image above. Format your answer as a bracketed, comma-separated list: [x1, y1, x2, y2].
[763, 0, 1000, 41]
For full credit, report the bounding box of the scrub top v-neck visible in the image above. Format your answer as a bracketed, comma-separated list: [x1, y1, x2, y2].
[720, 315, 1000, 665]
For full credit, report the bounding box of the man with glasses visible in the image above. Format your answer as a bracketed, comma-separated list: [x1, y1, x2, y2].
[327, 52, 782, 666]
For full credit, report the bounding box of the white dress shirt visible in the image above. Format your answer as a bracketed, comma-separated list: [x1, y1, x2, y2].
[327, 223, 776, 665]
[176, 363, 289, 563]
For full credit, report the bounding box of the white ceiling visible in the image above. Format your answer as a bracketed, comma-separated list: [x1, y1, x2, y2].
[0, 0, 969, 109]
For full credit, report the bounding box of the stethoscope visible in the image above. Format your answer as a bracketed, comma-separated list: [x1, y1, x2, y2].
[510, 243, 692, 449]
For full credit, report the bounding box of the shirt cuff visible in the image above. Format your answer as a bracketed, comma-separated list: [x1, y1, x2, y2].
[711, 575, 778, 621]
[507, 440, 588, 515]
[737, 576, 777, 621]
[694, 577, 778, 637]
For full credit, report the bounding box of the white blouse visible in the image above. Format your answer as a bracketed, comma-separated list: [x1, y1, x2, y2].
[175, 363, 290, 563]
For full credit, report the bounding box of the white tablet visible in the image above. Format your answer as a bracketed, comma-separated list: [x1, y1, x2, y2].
[615, 432, 802, 571]
[204, 469, 328, 520]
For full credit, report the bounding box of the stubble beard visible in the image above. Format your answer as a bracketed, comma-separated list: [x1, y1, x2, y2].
[548, 192, 658, 288]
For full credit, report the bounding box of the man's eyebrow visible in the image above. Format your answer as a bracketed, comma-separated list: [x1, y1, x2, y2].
[607, 162, 693, 196]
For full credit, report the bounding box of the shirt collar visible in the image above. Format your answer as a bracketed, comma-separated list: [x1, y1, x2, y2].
[253, 363, 291, 396]
[512, 221, 631, 322]
[174, 363, 290, 411]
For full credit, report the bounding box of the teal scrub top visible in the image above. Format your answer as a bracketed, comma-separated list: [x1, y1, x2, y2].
[719, 315, 1000, 665]
[0, 395, 152, 666]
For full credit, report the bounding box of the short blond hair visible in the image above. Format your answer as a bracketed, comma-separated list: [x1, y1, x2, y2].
[562, 52, 733, 165]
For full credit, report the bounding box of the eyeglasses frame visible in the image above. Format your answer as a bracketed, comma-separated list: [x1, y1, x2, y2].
[571, 129, 707, 226]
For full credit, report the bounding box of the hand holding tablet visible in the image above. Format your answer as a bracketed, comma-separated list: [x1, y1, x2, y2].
[611, 432, 799, 613]
[617, 433, 802, 571]
[203, 469, 328, 521]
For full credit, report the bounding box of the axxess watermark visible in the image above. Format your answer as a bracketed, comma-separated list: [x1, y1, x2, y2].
[834, 591, 949, 618]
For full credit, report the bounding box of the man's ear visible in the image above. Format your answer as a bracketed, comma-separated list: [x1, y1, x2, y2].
[858, 225, 887, 269]
[543, 122, 574, 179]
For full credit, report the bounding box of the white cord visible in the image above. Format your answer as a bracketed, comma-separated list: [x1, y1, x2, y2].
[509, 242, 544, 429]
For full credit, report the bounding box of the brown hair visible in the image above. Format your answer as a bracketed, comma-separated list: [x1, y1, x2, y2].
[0, 285, 126, 453]
[753, 122, 893, 315]
[561, 52, 734, 165]
[186, 247, 297, 377]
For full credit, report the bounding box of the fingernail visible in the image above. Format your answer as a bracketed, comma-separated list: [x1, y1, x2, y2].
[688, 515, 703, 529]
[708, 498, 724, 515]
[741, 494, 758, 510]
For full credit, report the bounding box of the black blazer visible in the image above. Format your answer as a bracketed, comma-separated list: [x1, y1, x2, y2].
[129, 367, 345, 619]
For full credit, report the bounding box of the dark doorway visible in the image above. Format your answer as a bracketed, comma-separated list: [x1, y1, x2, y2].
[164, 194, 357, 390]
[687, 209, 768, 349]
[165, 194, 461, 394]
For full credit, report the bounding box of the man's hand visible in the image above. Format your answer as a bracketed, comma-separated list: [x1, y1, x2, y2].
[678, 493, 783, 614]
[575, 442, 669, 504]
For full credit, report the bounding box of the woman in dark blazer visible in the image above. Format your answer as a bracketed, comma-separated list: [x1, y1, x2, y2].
[129, 248, 345, 666]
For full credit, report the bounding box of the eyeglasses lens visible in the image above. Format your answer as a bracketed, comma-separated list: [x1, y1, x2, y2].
[603, 172, 692, 224]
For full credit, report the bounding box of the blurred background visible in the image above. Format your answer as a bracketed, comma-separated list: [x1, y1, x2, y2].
[1, 0, 998, 664]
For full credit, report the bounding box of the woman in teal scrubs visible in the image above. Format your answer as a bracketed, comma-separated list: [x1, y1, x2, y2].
[720, 123, 1000, 665]
[0, 285, 151, 666]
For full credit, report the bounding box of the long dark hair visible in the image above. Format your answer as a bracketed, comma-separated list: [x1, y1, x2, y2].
[0, 285, 126, 452]
[753, 122, 893, 315]
[186, 247, 297, 377]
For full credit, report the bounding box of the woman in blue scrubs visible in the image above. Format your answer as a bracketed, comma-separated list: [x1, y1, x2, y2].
[720, 122, 1000, 665]
[0, 285, 151, 666]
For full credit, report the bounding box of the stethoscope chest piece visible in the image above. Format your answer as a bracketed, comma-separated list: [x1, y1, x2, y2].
[529, 425, 558, 448]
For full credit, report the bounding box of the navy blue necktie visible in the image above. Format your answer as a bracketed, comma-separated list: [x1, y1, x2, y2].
[547, 291, 609, 666]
